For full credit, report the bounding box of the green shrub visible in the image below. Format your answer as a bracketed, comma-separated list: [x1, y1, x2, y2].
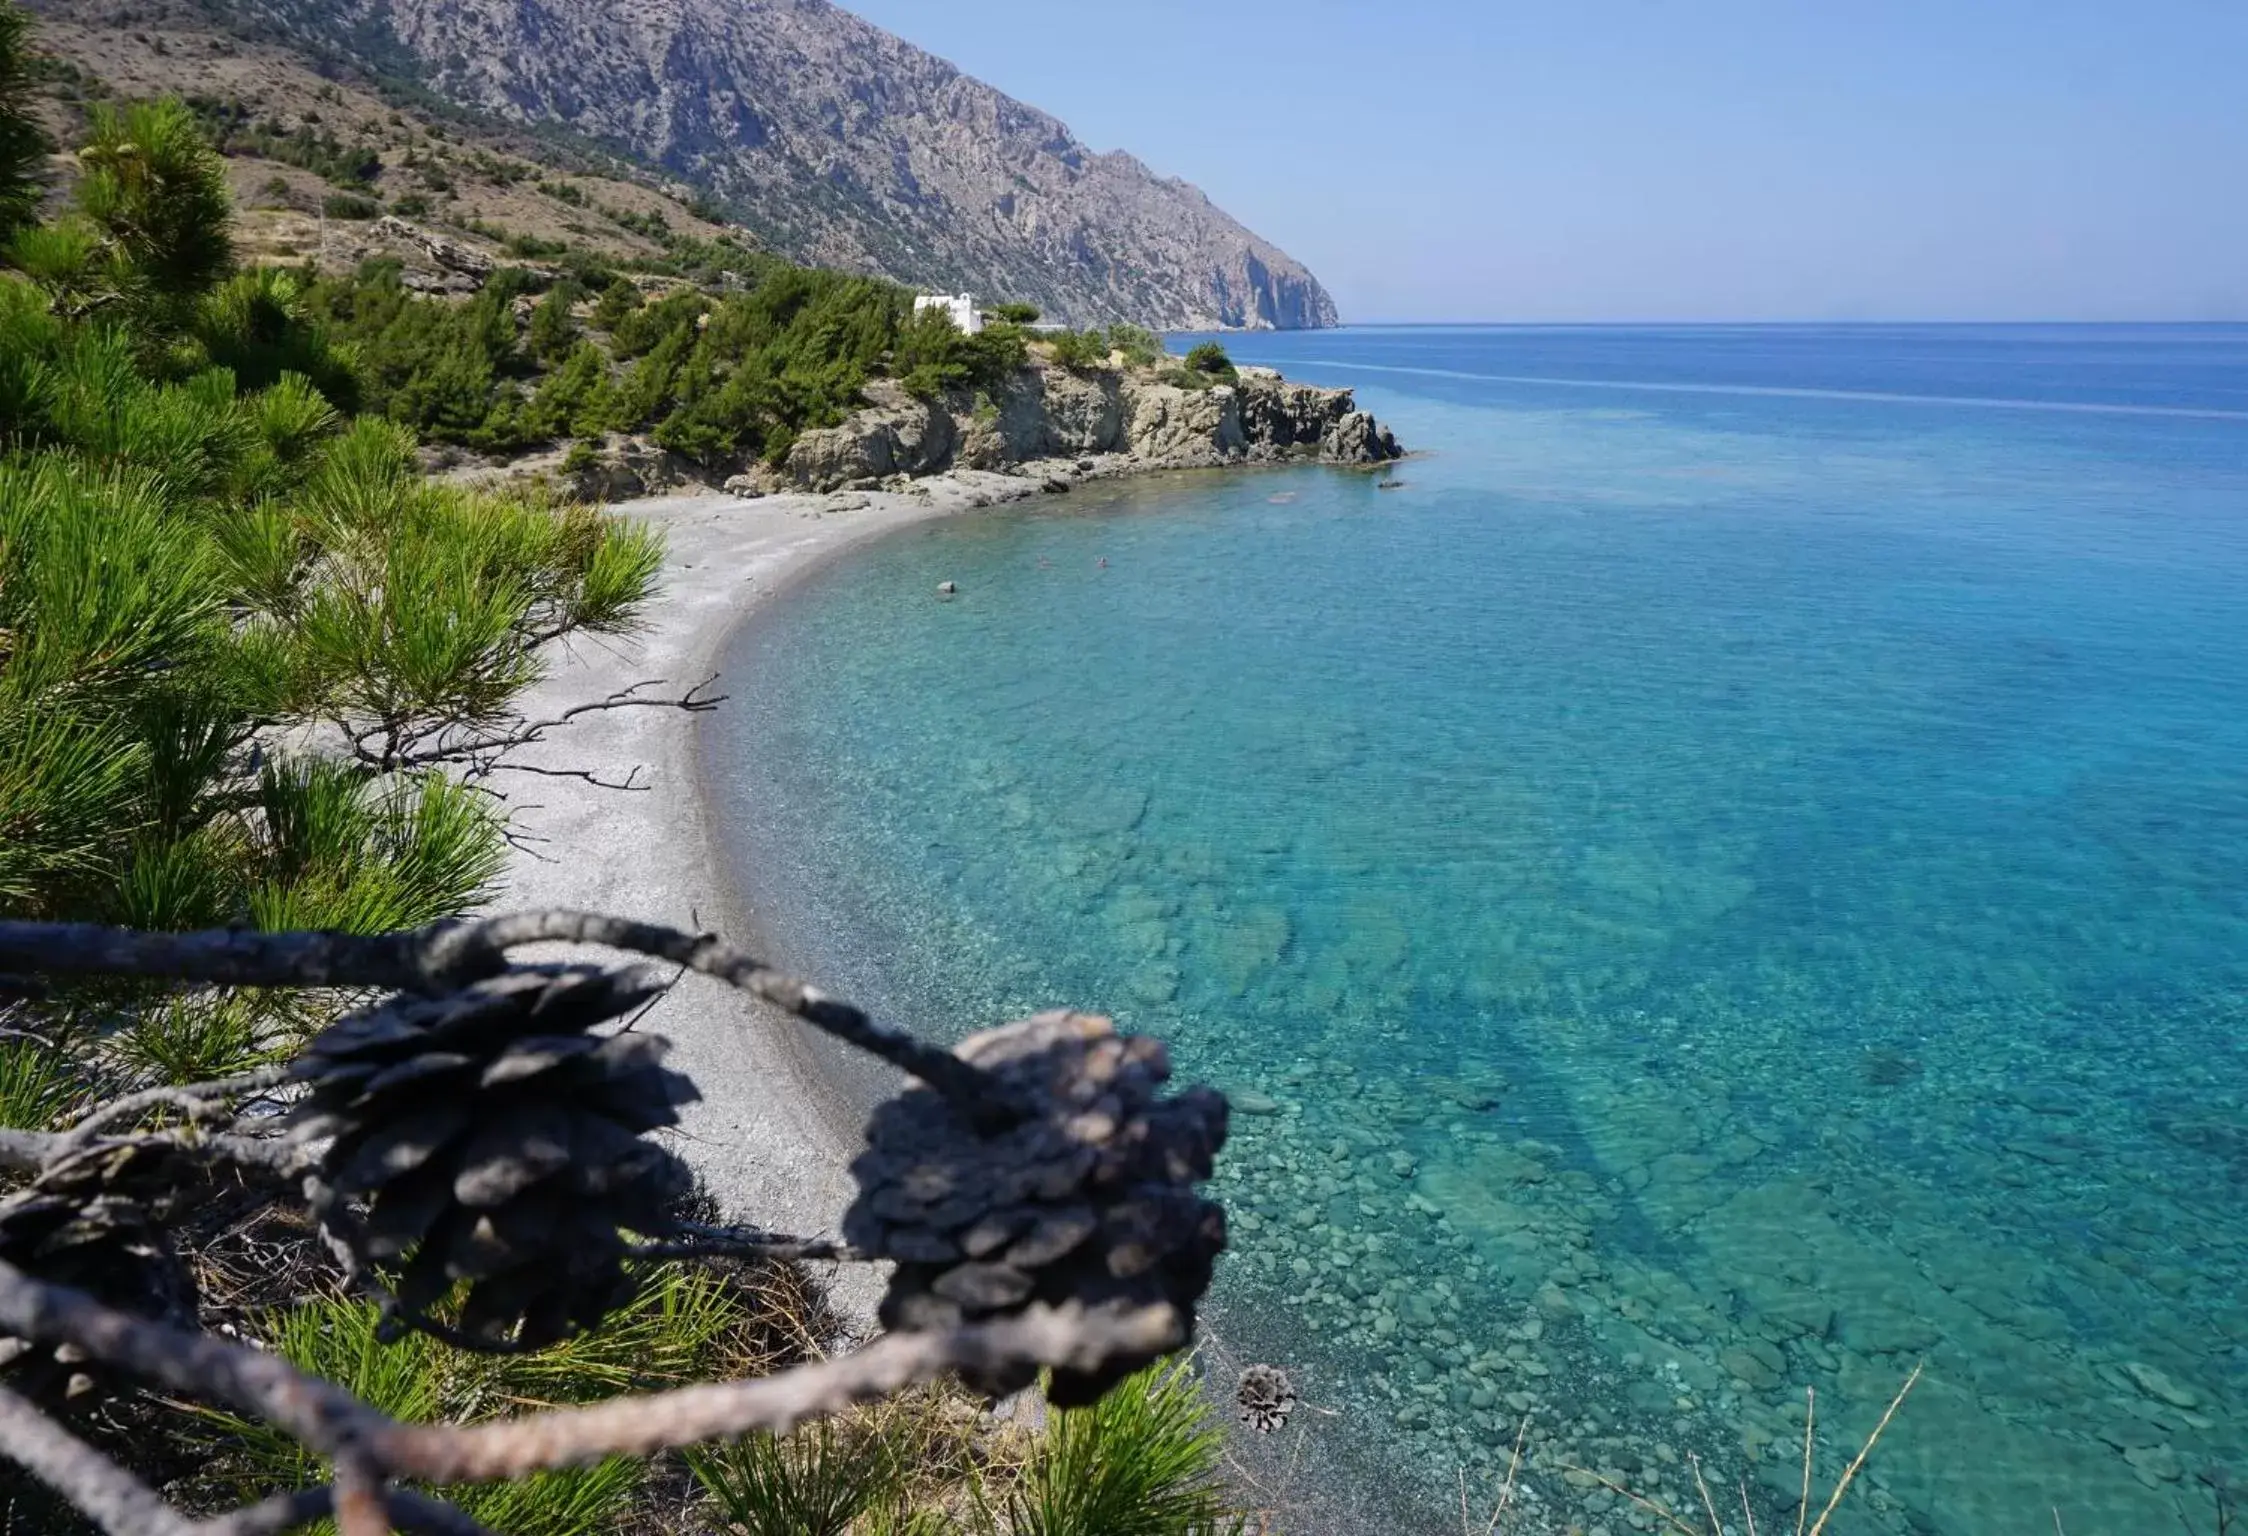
[987, 1361, 1244, 1536]
[1184, 341, 1234, 377]
[1107, 324, 1162, 367]
[1045, 328, 1111, 372]
[527, 279, 583, 363]
[321, 191, 379, 220]
[991, 301, 1040, 324]
[590, 273, 641, 331]
[685, 1423, 902, 1536]
[389, 192, 429, 217]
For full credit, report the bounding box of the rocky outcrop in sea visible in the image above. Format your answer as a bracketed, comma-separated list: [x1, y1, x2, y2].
[767, 364, 1403, 494]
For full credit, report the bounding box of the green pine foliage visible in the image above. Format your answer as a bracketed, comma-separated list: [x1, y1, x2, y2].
[684, 1424, 903, 1536]
[76, 99, 237, 311]
[0, 0, 660, 1099]
[0, 0, 48, 244]
[990, 1361, 1245, 1536]
[1183, 341, 1234, 378]
[1044, 328, 1112, 373]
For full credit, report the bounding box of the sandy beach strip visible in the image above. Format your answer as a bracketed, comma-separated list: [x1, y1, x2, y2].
[484, 473, 1046, 1297]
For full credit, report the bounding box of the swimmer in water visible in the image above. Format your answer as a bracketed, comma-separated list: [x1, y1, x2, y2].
[1098, 557, 1109, 568]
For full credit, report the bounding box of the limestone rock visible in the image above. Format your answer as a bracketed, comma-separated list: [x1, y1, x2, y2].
[1123, 382, 1246, 464]
[1320, 410, 1404, 465]
[789, 359, 1399, 487]
[373, 215, 496, 283]
[785, 382, 957, 491]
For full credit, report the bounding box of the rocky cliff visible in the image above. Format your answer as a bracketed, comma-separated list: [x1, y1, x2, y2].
[156, 0, 1340, 330]
[768, 364, 1401, 494]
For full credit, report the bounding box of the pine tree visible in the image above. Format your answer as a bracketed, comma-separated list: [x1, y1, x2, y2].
[0, 0, 48, 244]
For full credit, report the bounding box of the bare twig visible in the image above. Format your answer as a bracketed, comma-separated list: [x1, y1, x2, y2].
[389, 677, 725, 776]
[59, 1067, 295, 1151]
[0, 1250, 1175, 1495]
[0, 1383, 196, 1536]
[640, 1220, 865, 1264]
[1806, 1363, 1922, 1536]
[332, 1455, 388, 1536]
[485, 761, 648, 792]
[1797, 1386, 1815, 1536]
[457, 911, 1009, 1119]
[0, 912, 1006, 1115]
[196, 1487, 498, 1536]
[1558, 1464, 1699, 1536]
[1690, 1451, 1723, 1535]
[0, 1123, 316, 1182]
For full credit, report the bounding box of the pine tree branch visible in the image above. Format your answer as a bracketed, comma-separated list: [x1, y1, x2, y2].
[0, 1383, 195, 1536]
[57, 1067, 295, 1152]
[0, 912, 1009, 1116]
[0, 1252, 1177, 1526]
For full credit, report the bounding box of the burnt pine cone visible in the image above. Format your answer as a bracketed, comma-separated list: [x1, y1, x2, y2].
[287, 966, 698, 1349]
[0, 1143, 198, 1410]
[1236, 1364, 1298, 1434]
[842, 1010, 1228, 1408]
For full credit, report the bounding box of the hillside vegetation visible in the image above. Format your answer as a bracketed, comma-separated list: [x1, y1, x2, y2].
[22, 0, 1338, 329]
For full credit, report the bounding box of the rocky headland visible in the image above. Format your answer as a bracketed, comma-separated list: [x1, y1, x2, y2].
[766, 361, 1402, 495]
[461, 359, 1405, 505]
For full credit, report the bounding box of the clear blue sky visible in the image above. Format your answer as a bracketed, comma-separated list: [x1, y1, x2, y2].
[842, 0, 2248, 323]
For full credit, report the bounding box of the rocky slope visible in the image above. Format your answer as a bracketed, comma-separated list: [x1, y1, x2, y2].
[767, 363, 1400, 493]
[82, 0, 1340, 329]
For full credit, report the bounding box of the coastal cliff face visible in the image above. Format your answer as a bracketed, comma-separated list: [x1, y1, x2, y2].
[189, 0, 1339, 329]
[772, 364, 1401, 493]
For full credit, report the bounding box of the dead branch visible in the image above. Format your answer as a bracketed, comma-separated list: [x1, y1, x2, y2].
[0, 1247, 1176, 1530]
[0, 912, 1003, 1116]
[0, 1382, 194, 1536]
[386, 676, 726, 777]
[59, 1068, 296, 1152]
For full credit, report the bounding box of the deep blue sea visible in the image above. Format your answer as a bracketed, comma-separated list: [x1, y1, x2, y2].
[708, 326, 2248, 1535]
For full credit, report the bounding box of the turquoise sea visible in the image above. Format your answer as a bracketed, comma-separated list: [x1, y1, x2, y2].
[707, 326, 2248, 1534]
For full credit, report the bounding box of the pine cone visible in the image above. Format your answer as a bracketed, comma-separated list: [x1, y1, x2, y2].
[287, 965, 699, 1349]
[842, 1010, 1228, 1407]
[1236, 1364, 1297, 1433]
[0, 1143, 198, 1410]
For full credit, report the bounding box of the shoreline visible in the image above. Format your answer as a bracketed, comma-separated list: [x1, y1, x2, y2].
[483, 466, 1112, 1322]
[489, 459, 1421, 1533]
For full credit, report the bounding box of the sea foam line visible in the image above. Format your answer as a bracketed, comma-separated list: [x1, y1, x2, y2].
[1288, 361, 2248, 422]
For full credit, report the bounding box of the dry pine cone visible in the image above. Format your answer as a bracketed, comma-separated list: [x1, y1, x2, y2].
[843, 1010, 1228, 1407]
[0, 1143, 198, 1410]
[287, 966, 698, 1349]
[1236, 1364, 1298, 1433]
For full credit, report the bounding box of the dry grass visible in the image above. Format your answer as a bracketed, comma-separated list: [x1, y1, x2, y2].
[1447, 1365, 1923, 1536]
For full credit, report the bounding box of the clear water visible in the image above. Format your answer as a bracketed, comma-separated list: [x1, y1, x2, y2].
[707, 326, 2248, 1535]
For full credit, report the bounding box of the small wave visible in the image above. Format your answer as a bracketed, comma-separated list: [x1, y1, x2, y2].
[1290, 360, 2248, 421]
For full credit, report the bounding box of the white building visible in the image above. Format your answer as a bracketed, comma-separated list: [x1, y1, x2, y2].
[913, 292, 983, 335]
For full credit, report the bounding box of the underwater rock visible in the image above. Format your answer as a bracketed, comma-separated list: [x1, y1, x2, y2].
[2120, 1360, 2200, 1409]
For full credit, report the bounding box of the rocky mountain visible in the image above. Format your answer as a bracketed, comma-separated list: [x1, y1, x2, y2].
[115, 0, 1341, 329]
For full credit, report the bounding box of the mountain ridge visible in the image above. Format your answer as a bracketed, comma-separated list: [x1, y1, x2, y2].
[144, 0, 1341, 329]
